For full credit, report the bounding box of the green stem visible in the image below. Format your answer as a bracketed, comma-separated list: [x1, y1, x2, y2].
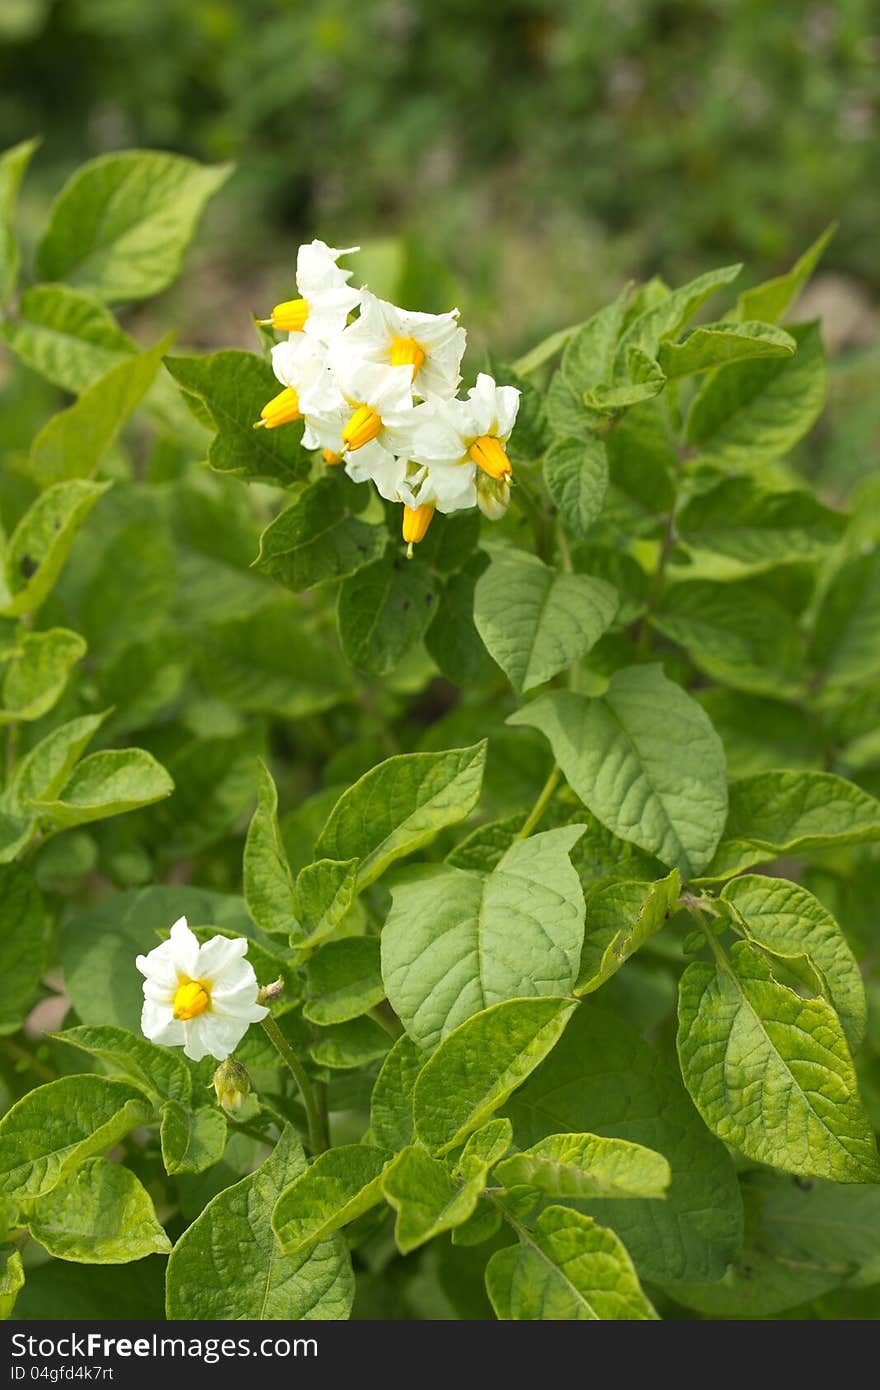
[515, 764, 561, 841]
[367, 1005, 405, 1040]
[684, 900, 732, 976]
[261, 1016, 328, 1154]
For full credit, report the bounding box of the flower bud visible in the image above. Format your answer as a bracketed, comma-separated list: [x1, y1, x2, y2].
[212, 1058, 252, 1113]
[476, 472, 511, 521]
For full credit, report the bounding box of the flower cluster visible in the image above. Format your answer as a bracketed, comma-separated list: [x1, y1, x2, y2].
[256, 241, 521, 552]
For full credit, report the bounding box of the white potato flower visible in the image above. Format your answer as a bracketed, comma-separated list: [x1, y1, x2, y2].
[407, 372, 520, 480]
[259, 239, 361, 342]
[136, 917, 268, 1063]
[329, 351, 416, 456]
[254, 335, 342, 432]
[334, 290, 465, 400]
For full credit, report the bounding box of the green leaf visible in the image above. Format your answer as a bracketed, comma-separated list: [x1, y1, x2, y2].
[735, 225, 836, 324]
[369, 1034, 423, 1153]
[160, 1101, 227, 1176]
[474, 550, 617, 692]
[426, 553, 499, 686]
[13, 1256, 165, 1320]
[304, 938, 384, 1026]
[722, 875, 866, 1052]
[651, 578, 804, 697]
[0, 137, 39, 305]
[495, 1133, 671, 1200]
[310, 1016, 390, 1070]
[413, 997, 576, 1156]
[30, 747, 174, 828]
[543, 436, 609, 538]
[382, 826, 586, 1049]
[243, 760, 298, 939]
[337, 548, 437, 677]
[614, 264, 742, 369]
[810, 551, 880, 689]
[315, 742, 486, 890]
[485, 1207, 657, 1320]
[0, 479, 111, 616]
[697, 770, 880, 881]
[164, 351, 310, 486]
[677, 942, 880, 1183]
[36, 150, 231, 301]
[1, 284, 136, 393]
[686, 321, 826, 466]
[272, 1144, 389, 1257]
[657, 321, 795, 379]
[677, 475, 845, 572]
[165, 1127, 353, 1320]
[0, 1247, 24, 1320]
[53, 1024, 192, 1105]
[587, 350, 666, 411]
[697, 689, 824, 779]
[509, 665, 728, 878]
[28, 336, 171, 488]
[546, 369, 598, 440]
[560, 288, 632, 396]
[0, 629, 86, 725]
[255, 475, 386, 591]
[0, 864, 45, 1035]
[25, 1157, 170, 1263]
[294, 858, 359, 947]
[507, 1004, 742, 1284]
[0, 1076, 151, 1199]
[575, 868, 680, 996]
[0, 713, 107, 860]
[381, 1142, 487, 1254]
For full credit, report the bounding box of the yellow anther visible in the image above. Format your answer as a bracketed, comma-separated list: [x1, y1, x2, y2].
[322, 449, 343, 465]
[390, 335, 426, 378]
[254, 386, 301, 430]
[173, 979, 210, 1021]
[402, 503, 435, 558]
[260, 297, 309, 332]
[468, 434, 512, 480]
[342, 404, 382, 451]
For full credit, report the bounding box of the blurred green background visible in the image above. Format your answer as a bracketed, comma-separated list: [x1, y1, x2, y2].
[1, 0, 878, 491]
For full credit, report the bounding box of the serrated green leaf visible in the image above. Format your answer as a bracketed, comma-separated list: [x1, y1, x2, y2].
[369, 1034, 423, 1153]
[0, 864, 45, 1035]
[1, 479, 111, 616]
[30, 747, 174, 828]
[1, 284, 136, 393]
[413, 997, 576, 1156]
[509, 665, 728, 878]
[495, 1132, 670, 1201]
[658, 321, 795, 379]
[36, 150, 230, 301]
[0, 1076, 151, 1199]
[28, 336, 171, 488]
[165, 1127, 353, 1320]
[25, 1157, 170, 1263]
[294, 858, 359, 947]
[474, 550, 617, 692]
[507, 1004, 742, 1283]
[0, 628, 86, 725]
[337, 548, 437, 677]
[255, 474, 385, 592]
[677, 942, 880, 1182]
[735, 225, 836, 324]
[686, 321, 826, 466]
[697, 770, 880, 881]
[273, 1144, 389, 1257]
[164, 351, 310, 485]
[721, 875, 866, 1051]
[304, 938, 384, 1026]
[382, 826, 586, 1049]
[543, 436, 609, 538]
[575, 868, 680, 996]
[382, 1144, 484, 1253]
[160, 1101, 227, 1176]
[315, 742, 486, 889]
[677, 474, 844, 572]
[243, 760, 298, 939]
[486, 1206, 657, 1320]
[0, 137, 39, 305]
[652, 578, 804, 697]
[53, 1024, 192, 1105]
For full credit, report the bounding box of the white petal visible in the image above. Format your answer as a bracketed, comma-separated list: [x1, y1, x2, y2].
[304, 285, 362, 345]
[194, 934, 248, 982]
[296, 239, 358, 295]
[135, 939, 178, 989]
[167, 918, 199, 979]
[141, 1000, 185, 1048]
[187, 1013, 252, 1062]
[494, 385, 521, 441]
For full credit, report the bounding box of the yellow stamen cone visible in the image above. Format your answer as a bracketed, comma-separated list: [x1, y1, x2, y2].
[390, 335, 426, 379]
[259, 297, 309, 332]
[254, 386, 301, 430]
[173, 979, 211, 1021]
[342, 404, 382, 451]
[322, 449, 343, 465]
[468, 434, 512, 480]
[402, 503, 435, 557]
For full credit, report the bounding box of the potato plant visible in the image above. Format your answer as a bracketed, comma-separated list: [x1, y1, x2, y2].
[0, 142, 878, 1322]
